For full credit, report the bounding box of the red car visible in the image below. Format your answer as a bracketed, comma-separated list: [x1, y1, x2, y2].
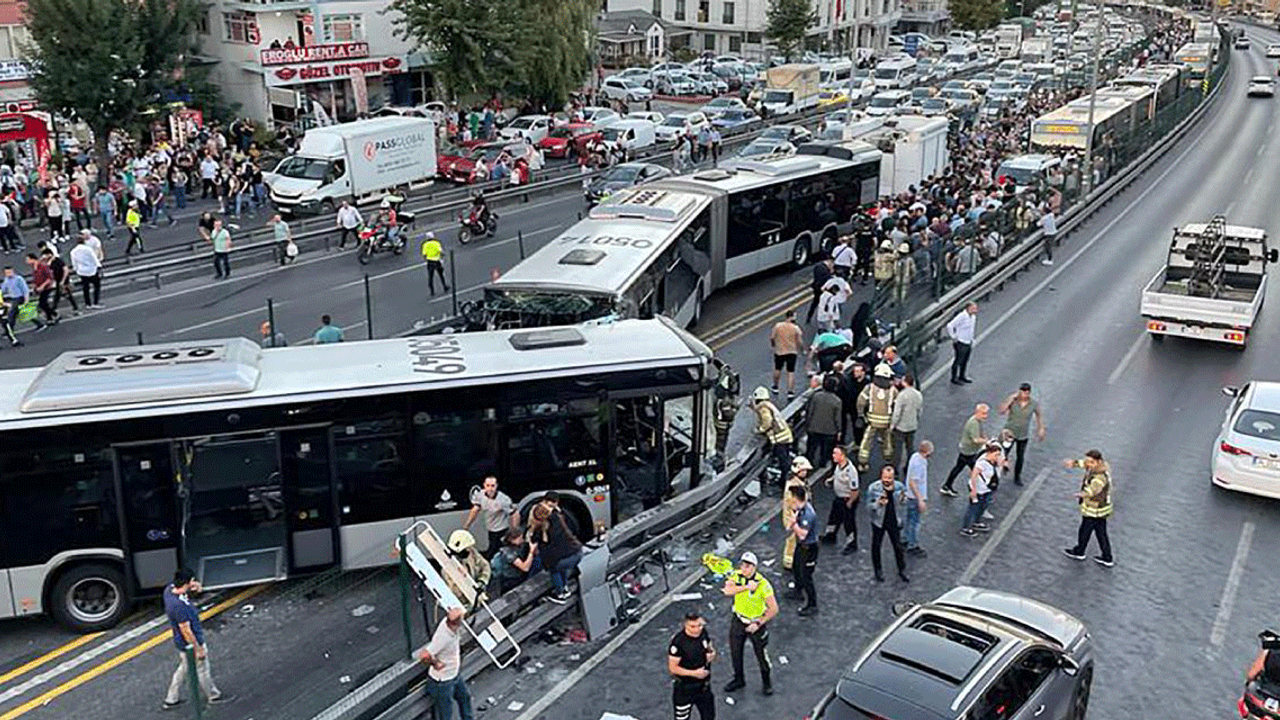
[438, 142, 522, 184]
[538, 123, 602, 159]
[436, 139, 487, 183]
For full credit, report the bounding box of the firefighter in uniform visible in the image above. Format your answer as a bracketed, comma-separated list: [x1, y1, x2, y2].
[751, 386, 793, 484]
[781, 456, 812, 571]
[857, 364, 899, 468]
[446, 530, 492, 610]
[712, 362, 740, 466]
[721, 551, 778, 696]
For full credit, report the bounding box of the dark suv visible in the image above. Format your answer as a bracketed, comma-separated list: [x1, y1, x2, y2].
[811, 587, 1093, 720]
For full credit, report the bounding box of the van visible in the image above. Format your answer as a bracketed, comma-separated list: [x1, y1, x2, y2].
[599, 118, 658, 159]
[943, 45, 981, 72]
[873, 56, 918, 90]
[866, 89, 912, 116]
[996, 153, 1061, 190]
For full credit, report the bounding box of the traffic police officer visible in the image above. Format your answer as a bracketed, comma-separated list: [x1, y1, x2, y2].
[669, 612, 716, 720]
[1061, 449, 1115, 567]
[721, 551, 778, 696]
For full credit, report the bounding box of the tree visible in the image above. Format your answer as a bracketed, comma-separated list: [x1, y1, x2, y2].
[950, 0, 1006, 29]
[24, 0, 202, 183]
[766, 0, 816, 61]
[390, 0, 594, 108]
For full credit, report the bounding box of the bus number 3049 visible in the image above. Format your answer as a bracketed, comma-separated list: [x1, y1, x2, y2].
[408, 337, 466, 374]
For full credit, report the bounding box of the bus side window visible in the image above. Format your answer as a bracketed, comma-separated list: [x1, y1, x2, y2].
[0, 434, 117, 567]
[411, 406, 500, 507]
[613, 392, 696, 519]
[504, 400, 602, 479]
[333, 416, 413, 525]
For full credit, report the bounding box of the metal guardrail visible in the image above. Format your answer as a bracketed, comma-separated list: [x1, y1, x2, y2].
[897, 31, 1231, 368]
[314, 390, 813, 720]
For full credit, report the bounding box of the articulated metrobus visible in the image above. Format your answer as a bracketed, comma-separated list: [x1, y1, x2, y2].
[1174, 42, 1213, 88]
[1029, 95, 1140, 152]
[0, 319, 718, 631]
[479, 147, 882, 329]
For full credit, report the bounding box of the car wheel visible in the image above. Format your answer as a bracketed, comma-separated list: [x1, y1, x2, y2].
[50, 563, 129, 632]
[1071, 668, 1092, 720]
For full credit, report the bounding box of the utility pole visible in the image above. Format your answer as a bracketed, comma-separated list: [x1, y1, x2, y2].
[1082, 8, 1102, 195]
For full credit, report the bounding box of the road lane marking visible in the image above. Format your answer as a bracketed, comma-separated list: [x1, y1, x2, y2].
[1209, 521, 1255, 649]
[169, 305, 275, 335]
[958, 467, 1053, 585]
[0, 585, 265, 720]
[921, 116, 1215, 393]
[1107, 333, 1146, 385]
[700, 284, 807, 342]
[710, 294, 810, 352]
[0, 633, 103, 689]
[510, 477, 786, 720]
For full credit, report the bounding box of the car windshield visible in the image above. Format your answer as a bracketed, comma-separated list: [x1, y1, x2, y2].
[662, 115, 688, 127]
[869, 95, 899, 108]
[874, 68, 900, 79]
[911, 89, 932, 99]
[854, 69, 872, 80]
[602, 165, 644, 182]
[508, 117, 536, 129]
[923, 98, 948, 109]
[761, 126, 793, 139]
[274, 156, 332, 181]
[548, 127, 575, 139]
[1235, 409, 1280, 441]
[997, 164, 1039, 185]
[708, 98, 735, 107]
[762, 90, 792, 103]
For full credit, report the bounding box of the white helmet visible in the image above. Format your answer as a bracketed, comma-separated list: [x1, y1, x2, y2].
[447, 529, 476, 552]
[874, 363, 893, 379]
[425, 230, 436, 240]
[380, 197, 392, 209]
[751, 386, 771, 401]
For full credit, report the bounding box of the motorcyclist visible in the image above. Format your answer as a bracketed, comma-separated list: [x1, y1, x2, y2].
[1248, 631, 1280, 686]
[372, 196, 400, 246]
[469, 191, 491, 232]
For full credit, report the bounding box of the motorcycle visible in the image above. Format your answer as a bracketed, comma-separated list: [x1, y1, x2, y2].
[1240, 630, 1280, 719]
[457, 207, 498, 245]
[356, 223, 406, 264]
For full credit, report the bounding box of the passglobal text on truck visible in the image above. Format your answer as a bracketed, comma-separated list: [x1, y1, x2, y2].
[264, 116, 437, 214]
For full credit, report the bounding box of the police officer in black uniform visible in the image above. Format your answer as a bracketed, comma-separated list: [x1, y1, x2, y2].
[668, 612, 716, 720]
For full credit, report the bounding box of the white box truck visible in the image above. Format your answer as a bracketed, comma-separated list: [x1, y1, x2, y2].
[761, 64, 821, 116]
[850, 115, 949, 196]
[995, 23, 1025, 59]
[1140, 217, 1277, 347]
[265, 116, 436, 214]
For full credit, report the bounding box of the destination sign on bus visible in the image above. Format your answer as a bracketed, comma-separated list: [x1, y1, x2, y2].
[1039, 124, 1084, 134]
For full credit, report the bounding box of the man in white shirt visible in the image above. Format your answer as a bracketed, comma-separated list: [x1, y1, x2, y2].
[70, 231, 103, 308]
[946, 302, 978, 385]
[463, 475, 518, 558]
[1038, 205, 1057, 266]
[831, 236, 857, 279]
[419, 607, 473, 720]
[335, 201, 363, 249]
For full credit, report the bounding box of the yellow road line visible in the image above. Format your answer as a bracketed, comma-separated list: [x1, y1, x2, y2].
[0, 584, 266, 720]
[698, 284, 807, 343]
[710, 294, 810, 352]
[702, 287, 809, 346]
[0, 633, 104, 688]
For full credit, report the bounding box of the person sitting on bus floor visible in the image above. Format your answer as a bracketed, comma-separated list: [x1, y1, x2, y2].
[445, 530, 491, 610]
[490, 527, 539, 596]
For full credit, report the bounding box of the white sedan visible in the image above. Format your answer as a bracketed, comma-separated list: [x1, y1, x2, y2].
[1268, 43, 1280, 58]
[1248, 76, 1276, 98]
[1214, 381, 1280, 499]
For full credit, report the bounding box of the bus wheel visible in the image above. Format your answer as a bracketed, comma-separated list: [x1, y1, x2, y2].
[792, 239, 811, 267]
[50, 563, 129, 632]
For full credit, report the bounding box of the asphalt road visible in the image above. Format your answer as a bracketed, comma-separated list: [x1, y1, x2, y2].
[427, 27, 1280, 720]
[2, 22, 1262, 720]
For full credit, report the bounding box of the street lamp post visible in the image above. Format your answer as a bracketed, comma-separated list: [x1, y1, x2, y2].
[1082, 12, 1102, 195]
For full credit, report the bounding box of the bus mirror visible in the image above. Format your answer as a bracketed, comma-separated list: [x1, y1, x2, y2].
[1268, 248, 1278, 263]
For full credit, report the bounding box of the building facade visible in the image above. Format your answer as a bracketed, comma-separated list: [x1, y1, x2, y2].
[611, 0, 900, 59]
[597, 10, 667, 67]
[897, 0, 948, 37]
[194, 0, 433, 126]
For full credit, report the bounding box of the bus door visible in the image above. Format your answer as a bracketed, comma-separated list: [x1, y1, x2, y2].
[279, 427, 338, 573]
[114, 442, 180, 593]
[177, 432, 288, 588]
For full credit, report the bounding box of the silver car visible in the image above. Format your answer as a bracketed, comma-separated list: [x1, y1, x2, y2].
[812, 587, 1094, 720]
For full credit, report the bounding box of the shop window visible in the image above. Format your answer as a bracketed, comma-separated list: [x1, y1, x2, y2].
[704, 33, 716, 51]
[723, 2, 735, 24]
[0, 25, 30, 59]
[322, 14, 365, 42]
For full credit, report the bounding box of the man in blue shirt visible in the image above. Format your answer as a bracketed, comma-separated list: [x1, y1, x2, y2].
[785, 484, 820, 616]
[162, 569, 233, 710]
[1, 265, 30, 336]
